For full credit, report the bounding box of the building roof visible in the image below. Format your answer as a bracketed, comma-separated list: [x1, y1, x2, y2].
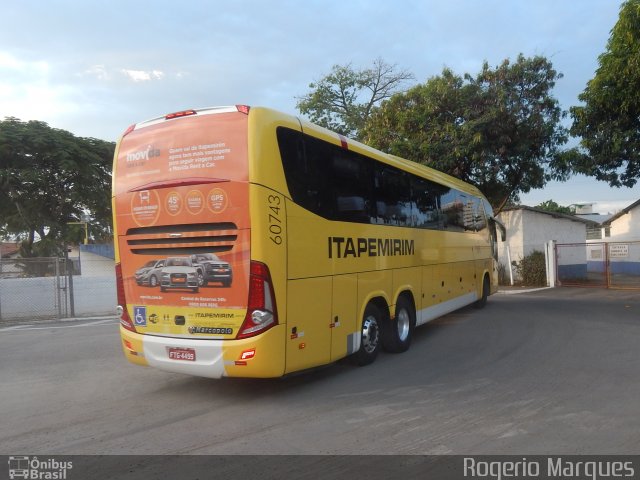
[602, 199, 640, 226]
[574, 212, 613, 224]
[0, 242, 21, 257]
[499, 205, 600, 225]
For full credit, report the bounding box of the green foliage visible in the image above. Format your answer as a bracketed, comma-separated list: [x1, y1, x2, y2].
[0, 117, 115, 256]
[362, 54, 570, 213]
[569, 0, 640, 188]
[514, 250, 547, 286]
[535, 200, 575, 215]
[296, 58, 414, 139]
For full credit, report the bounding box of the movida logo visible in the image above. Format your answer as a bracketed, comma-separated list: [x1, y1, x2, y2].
[126, 144, 161, 164]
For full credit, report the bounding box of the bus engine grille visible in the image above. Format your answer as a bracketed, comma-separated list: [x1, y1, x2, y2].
[125, 222, 238, 255]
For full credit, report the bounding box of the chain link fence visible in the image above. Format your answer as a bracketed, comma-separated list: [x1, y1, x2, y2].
[0, 251, 117, 322]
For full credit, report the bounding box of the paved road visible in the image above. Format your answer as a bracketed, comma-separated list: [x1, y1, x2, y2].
[1, 288, 639, 455]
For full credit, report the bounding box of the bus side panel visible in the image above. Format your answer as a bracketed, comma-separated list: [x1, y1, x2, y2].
[392, 267, 421, 313]
[357, 271, 393, 318]
[475, 258, 492, 297]
[330, 274, 358, 362]
[419, 265, 436, 324]
[474, 228, 494, 297]
[285, 277, 332, 373]
[286, 202, 334, 279]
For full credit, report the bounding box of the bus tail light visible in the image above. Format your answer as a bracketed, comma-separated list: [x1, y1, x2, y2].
[236, 105, 250, 115]
[165, 109, 197, 120]
[115, 263, 136, 333]
[122, 124, 136, 138]
[237, 261, 277, 339]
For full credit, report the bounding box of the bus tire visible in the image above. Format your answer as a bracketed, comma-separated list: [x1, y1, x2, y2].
[383, 295, 415, 353]
[353, 303, 382, 366]
[474, 275, 489, 309]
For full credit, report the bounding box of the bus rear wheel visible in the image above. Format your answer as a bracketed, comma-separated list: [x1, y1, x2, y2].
[352, 303, 382, 366]
[383, 295, 415, 353]
[474, 275, 490, 309]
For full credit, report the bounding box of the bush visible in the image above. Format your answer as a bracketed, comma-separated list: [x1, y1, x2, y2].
[514, 250, 547, 286]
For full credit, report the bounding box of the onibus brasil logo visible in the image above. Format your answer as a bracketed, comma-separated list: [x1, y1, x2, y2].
[8, 456, 72, 479]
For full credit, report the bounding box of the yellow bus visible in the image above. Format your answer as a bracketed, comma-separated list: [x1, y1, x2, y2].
[113, 105, 505, 378]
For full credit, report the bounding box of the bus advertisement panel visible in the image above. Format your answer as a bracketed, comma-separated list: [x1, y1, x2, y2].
[114, 108, 250, 340]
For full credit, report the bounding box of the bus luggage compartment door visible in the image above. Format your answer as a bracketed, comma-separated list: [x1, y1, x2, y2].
[285, 277, 331, 373]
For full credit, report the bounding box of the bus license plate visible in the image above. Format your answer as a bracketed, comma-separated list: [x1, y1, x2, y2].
[168, 348, 196, 361]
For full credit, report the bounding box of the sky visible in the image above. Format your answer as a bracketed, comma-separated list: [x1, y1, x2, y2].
[1, 0, 636, 214]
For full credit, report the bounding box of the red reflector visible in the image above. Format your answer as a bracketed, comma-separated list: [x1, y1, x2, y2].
[122, 124, 136, 137]
[236, 105, 250, 115]
[165, 109, 197, 120]
[240, 349, 256, 360]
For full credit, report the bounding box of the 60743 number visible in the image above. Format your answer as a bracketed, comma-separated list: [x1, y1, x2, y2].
[268, 194, 283, 245]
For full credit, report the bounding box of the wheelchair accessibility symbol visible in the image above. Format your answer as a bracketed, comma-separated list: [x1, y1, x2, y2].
[134, 306, 147, 326]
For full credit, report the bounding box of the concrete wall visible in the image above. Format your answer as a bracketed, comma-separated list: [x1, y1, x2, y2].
[497, 209, 524, 268]
[80, 243, 114, 259]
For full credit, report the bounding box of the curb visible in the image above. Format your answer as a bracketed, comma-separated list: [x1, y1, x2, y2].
[497, 287, 553, 295]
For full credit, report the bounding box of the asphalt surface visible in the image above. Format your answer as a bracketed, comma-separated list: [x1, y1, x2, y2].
[1, 287, 639, 455]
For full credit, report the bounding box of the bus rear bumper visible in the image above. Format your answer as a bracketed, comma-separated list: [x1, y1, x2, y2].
[119, 325, 285, 378]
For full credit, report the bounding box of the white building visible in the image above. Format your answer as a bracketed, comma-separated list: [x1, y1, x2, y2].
[602, 199, 640, 241]
[496, 206, 597, 282]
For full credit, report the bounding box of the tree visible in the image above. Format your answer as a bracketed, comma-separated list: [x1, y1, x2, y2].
[535, 200, 575, 215]
[569, 0, 640, 188]
[0, 118, 115, 256]
[362, 54, 570, 212]
[296, 58, 414, 139]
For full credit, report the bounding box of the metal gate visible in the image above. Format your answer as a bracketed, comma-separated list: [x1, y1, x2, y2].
[555, 241, 640, 289]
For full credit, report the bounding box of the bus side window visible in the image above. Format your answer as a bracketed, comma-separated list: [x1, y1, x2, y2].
[278, 127, 326, 215]
[411, 177, 442, 230]
[460, 195, 486, 232]
[473, 197, 487, 232]
[440, 189, 465, 232]
[329, 150, 373, 224]
[375, 166, 411, 226]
